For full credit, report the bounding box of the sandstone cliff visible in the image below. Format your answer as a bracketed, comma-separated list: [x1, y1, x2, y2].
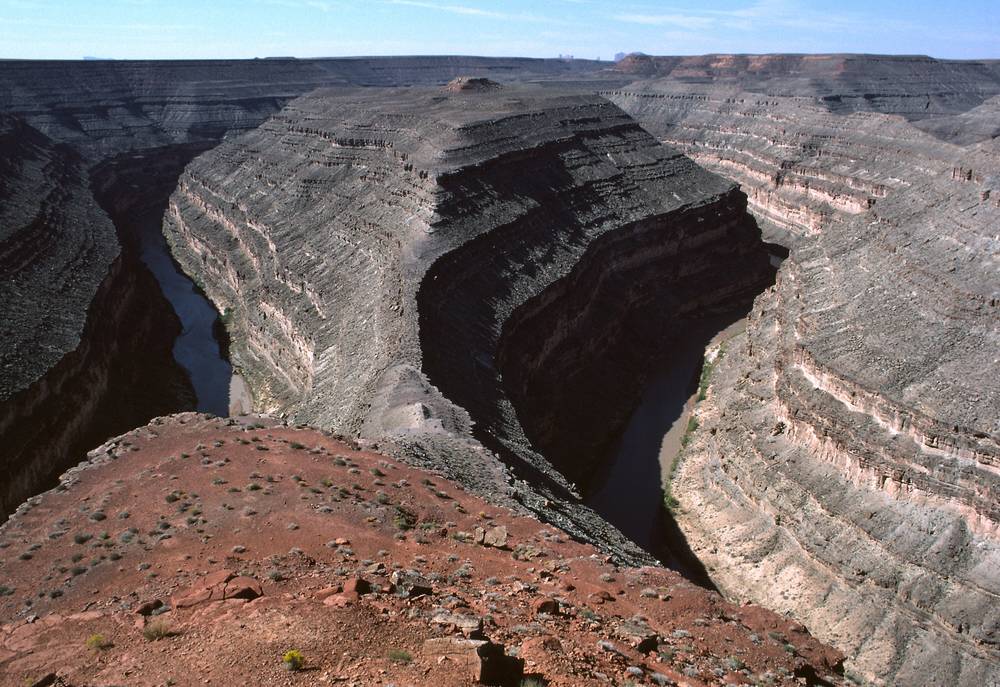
[163, 85, 773, 565]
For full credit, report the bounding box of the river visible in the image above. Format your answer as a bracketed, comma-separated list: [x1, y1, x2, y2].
[585, 316, 747, 555]
[134, 204, 234, 418]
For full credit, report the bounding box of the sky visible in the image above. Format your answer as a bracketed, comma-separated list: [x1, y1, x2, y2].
[0, 0, 997, 61]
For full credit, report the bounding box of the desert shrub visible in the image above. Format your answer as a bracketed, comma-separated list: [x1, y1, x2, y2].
[393, 506, 417, 531]
[387, 648, 412, 664]
[142, 621, 172, 641]
[85, 633, 111, 650]
[282, 649, 305, 671]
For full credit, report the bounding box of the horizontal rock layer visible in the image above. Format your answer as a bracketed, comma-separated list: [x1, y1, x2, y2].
[0, 56, 616, 403]
[612, 53, 1000, 122]
[163, 86, 772, 563]
[606, 63, 1000, 685]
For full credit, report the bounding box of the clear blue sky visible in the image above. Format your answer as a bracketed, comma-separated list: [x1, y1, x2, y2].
[1, 0, 997, 61]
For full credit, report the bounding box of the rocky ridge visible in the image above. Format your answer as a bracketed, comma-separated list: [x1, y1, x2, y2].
[0, 57, 618, 520]
[0, 413, 845, 687]
[163, 85, 773, 565]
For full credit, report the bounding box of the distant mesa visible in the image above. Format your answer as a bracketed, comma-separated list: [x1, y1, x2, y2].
[444, 76, 502, 92]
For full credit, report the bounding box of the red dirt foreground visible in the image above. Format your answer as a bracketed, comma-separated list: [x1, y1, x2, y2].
[0, 413, 845, 687]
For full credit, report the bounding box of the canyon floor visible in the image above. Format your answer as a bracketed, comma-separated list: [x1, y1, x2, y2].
[0, 414, 844, 687]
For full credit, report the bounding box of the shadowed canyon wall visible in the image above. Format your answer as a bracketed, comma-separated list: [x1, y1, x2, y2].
[1, 54, 997, 686]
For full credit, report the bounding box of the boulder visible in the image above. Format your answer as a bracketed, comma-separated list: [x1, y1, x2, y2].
[171, 570, 262, 609]
[422, 637, 522, 685]
[483, 525, 508, 548]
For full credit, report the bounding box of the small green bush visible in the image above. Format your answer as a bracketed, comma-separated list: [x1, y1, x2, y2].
[282, 649, 305, 671]
[85, 633, 111, 650]
[387, 648, 412, 664]
[393, 506, 417, 531]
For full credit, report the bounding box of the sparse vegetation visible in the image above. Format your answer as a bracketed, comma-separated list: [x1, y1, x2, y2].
[282, 649, 305, 671]
[696, 344, 725, 402]
[142, 621, 173, 641]
[680, 415, 699, 448]
[393, 506, 417, 531]
[387, 648, 412, 664]
[85, 633, 112, 650]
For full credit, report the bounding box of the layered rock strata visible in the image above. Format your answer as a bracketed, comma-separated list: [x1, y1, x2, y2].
[611, 54, 1000, 122]
[163, 85, 773, 563]
[0, 116, 119, 400]
[0, 56, 615, 403]
[608, 59, 1000, 686]
[0, 57, 616, 522]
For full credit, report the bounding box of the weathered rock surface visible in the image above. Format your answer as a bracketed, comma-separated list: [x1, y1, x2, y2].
[611, 53, 1000, 124]
[0, 56, 616, 399]
[0, 115, 118, 400]
[605, 56, 1000, 686]
[2, 53, 997, 686]
[0, 57, 619, 520]
[0, 413, 844, 686]
[163, 85, 772, 564]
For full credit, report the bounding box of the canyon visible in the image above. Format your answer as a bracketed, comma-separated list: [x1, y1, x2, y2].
[162, 82, 774, 570]
[0, 54, 997, 686]
[0, 56, 618, 519]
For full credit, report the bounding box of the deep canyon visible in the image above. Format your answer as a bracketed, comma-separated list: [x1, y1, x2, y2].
[0, 54, 997, 687]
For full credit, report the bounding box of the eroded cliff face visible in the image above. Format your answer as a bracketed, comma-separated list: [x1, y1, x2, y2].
[0, 116, 120, 401]
[0, 56, 616, 404]
[163, 85, 773, 563]
[605, 62, 1000, 686]
[0, 58, 618, 520]
[0, 250, 195, 519]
